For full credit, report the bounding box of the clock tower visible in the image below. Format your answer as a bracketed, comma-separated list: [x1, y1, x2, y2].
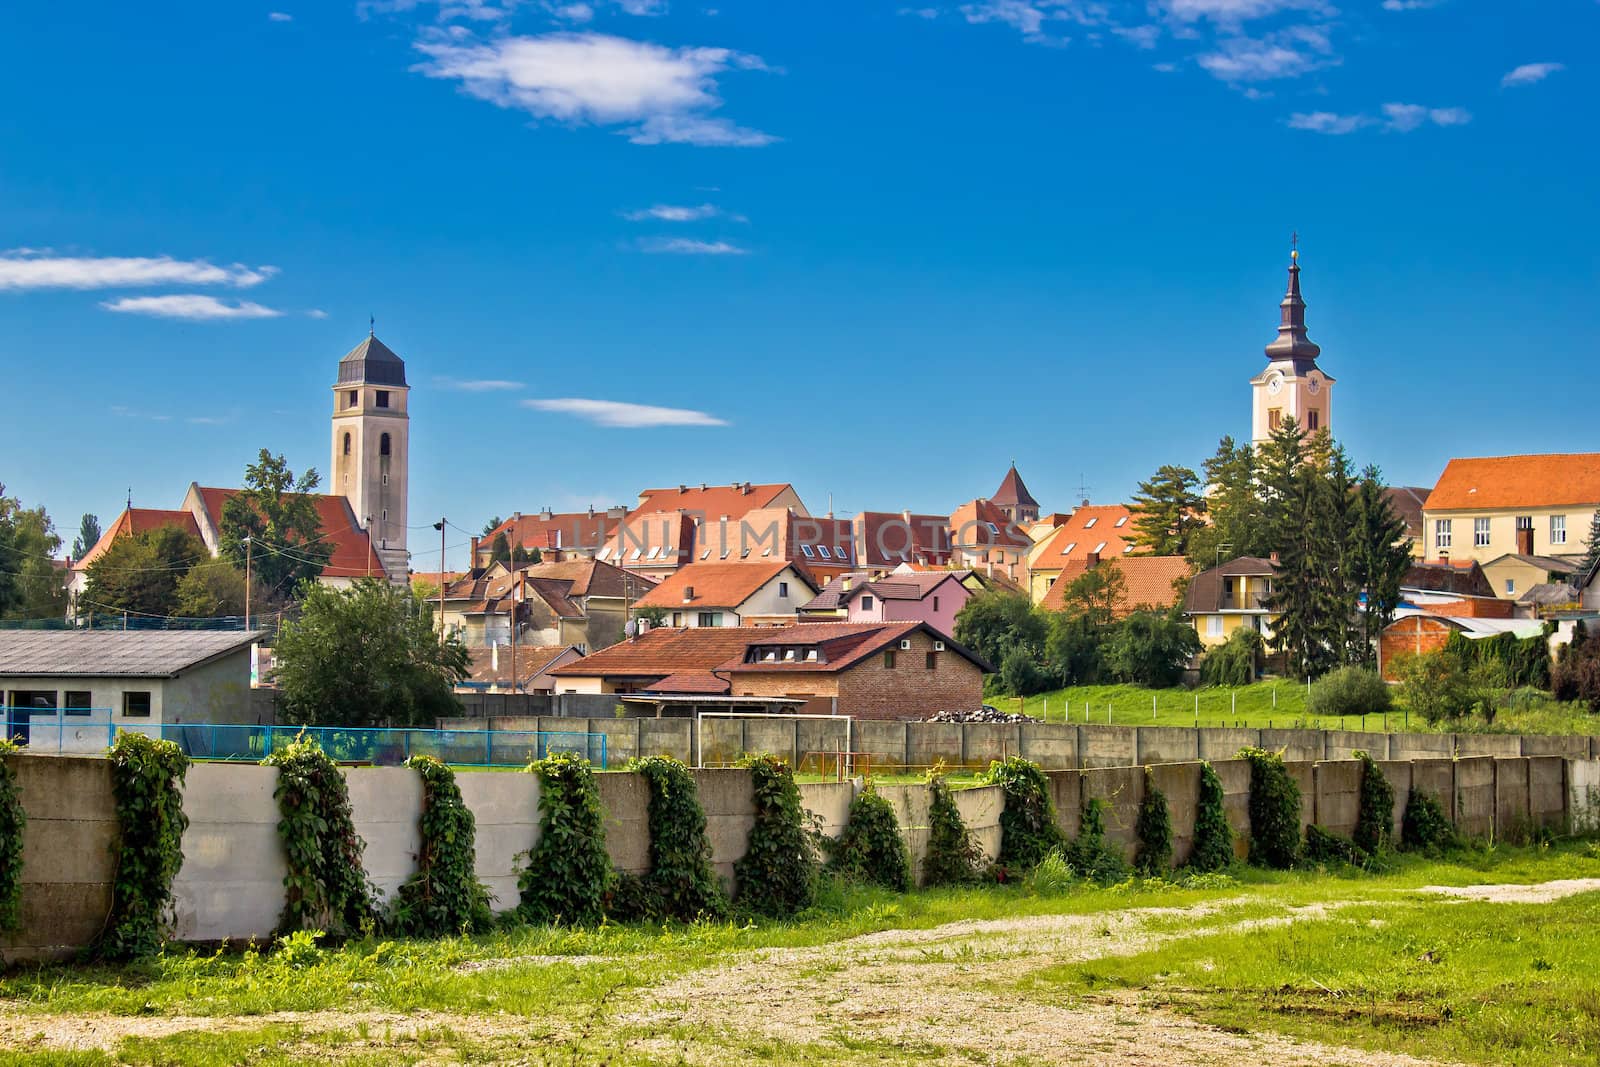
[1250, 246, 1334, 446]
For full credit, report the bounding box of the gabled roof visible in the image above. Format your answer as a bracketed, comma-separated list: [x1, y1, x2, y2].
[517, 558, 651, 600]
[1424, 453, 1600, 512]
[464, 644, 581, 688]
[1182, 556, 1277, 615]
[549, 626, 766, 678]
[194, 487, 385, 579]
[1040, 556, 1191, 616]
[991, 464, 1039, 510]
[483, 511, 618, 556]
[950, 498, 1032, 550]
[1483, 553, 1582, 576]
[1383, 486, 1430, 540]
[1028, 505, 1136, 572]
[74, 508, 204, 570]
[632, 482, 796, 521]
[1401, 560, 1496, 599]
[0, 630, 259, 678]
[855, 511, 952, 567]
[634, 560, 812, 611]
[800, 571, 964, 613]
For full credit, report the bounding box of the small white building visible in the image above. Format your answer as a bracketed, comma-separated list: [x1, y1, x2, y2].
[0, 630, 259, 753]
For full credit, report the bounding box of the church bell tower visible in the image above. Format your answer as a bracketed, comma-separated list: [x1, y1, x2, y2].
[331, 330, 409, 580]
[1251, 244, 1334, 446]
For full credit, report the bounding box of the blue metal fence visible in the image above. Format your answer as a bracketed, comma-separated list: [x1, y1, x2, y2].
[155, 723, 607, 768]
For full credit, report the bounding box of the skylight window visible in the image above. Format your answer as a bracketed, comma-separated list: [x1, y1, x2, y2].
[1114, 516, 1127, 528]
[1084, 517, 1098, 529]
[629, 548, 642, 561]
[836, 545, 850, 560]
[818, 545, 832, 559]
[645, 546, 661, 560]
[1093, 542, 1107, 554]
[1062, 542, 1077, 555]
[801, 544, 815, 558]
[984, 522, 999, 537]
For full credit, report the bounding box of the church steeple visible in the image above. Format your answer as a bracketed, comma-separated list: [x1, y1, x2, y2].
[332, 332, 410, 581]
[1264, 246, 1321, 364]
[1250, 241, 1335, 446]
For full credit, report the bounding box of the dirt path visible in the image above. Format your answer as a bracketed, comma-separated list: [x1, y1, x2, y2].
[1416, 877, 1600, 904]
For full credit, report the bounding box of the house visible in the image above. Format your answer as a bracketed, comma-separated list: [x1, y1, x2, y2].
[852, 510, 954, 570]
[1025, 504, 1136, 603]
[1384, 486, 1431, 559]
[1182, 556, 1277, 648]
[460, 644, 584, 694]
[949, 498, 1033, 584]
[1378, 614, 1547, 681]
[1421, 453, 1600, 566]
[1038, 555, 1191, 618]
[632, 560, 817, 627]
[547, 620, 991, 720]
[990, 464, 1041, 525]
[438, 558, 652, 650]
[799, 571, 972, 633]
[596, 483, 816, 582]
[474, 507, 628, 566]
[1398, 560, 1505, 616]
[1481, 553, 1584, 603]
[0, 630, 259, 750]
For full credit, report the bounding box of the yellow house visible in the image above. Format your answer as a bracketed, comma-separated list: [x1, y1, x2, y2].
[1480, 553, 1583, 602]
[1025, 504, 1135, 603]
[1180, 556, 1279, 648]
[1421, 453, 1600, 569]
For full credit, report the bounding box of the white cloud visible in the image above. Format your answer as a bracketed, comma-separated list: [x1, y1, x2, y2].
[549, 2, 594, 19]
[1197, 29, 1331, 82]
[1380, 0, 1443, 10]
[412, 31, 775, 146]
[0, 253, 276, 291]
[898, 6, 940, 17]
[100, 295, 286, 320]
[523, 397, 728, 427]
[1501, 62, 1564, 88]
[621, 202, 726, 222]
[637, 237, 747, 255]
[307, 308, 329, 319]
[435, 377, 527, 390]
[268, 11, 293, 21]
[1160, 0, 1328, 23]
[1287, 110, 1369, 134]
[1381, 102, 1470, 131]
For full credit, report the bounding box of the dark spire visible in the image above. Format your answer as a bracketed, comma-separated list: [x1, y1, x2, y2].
[1264, 244, 1321, 363]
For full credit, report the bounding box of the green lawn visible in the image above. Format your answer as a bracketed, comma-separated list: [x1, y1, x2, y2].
[2, 843, 1599, 1064]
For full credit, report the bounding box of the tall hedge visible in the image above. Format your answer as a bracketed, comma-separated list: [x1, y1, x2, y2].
[734, 755, 816, 916]
[1353, 752, 1394, 858]
[1134, 771, 1173, 876]
[1189, 761, 1234, 872]
[519, 753, 612, 926]
[1240, 747, 1301, 869]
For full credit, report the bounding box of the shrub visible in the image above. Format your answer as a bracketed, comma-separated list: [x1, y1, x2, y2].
[1401, 789, 1456, 852]
[1395, 651, 1478, 725]
[391, 756, 492, 936]
[520, 753, 613, 926]
[1199, 628, 1262, 688]
[264, 736, 376, 938]
[1552, 629, 1600, 713]
[1026, 849, 1077, 895]
[628, 756, 727, 922]
[94, 733, 191, 959]
[1304, 824, 1359, 865]
[1308, 666, 1393, 718]
[999, 646, 1056, 697]
[922, 771, 984, 887]
[1188, 761, 1234, 872]
[830, 785, 912, 892]
[734, 755, 816, 917]
[1134, 771, 1173, 876]
[1239, 747, 1300, 869]
[0, 740, 24, 933]
[1353, 752, 1394, 858]
[1105, 611, 1202, 688]
[1065, 797, 1129, 884]
[985, 757, 1063, 871]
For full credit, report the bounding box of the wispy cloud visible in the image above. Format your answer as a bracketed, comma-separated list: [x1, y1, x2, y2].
[1380, 0, 1443, 10]
[110, 405, 174, 422]
[523, 397, 728, 427]
[1197, 25, 1333, 83]
[100, 295, 286, 320]
[268, 11, 293, 21]
[307, 308, 329, 319]
[1288, 102, 1470, 135]
[0, 253, 276, 291]
[1160, 0, 1331, 23]
[1501, 62, 1564, 88]
[1287, 110, 1369, 134]
[435, 376, 526, 391]
[413, 31, 776, 146]
[637, 237, 747, 255]
[621, 202, 742, 222]
[186, 415, 232, 425]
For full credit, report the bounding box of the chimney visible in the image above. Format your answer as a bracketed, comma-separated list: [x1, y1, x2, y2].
[1086, 551, 1100, 568]
[540, 506, 553, 520]
[587, 504, 594, 516]
[902, 509, 912, 524]
[1517, 526, 1533, 555]
[1439, 551, 1449, 564]
[679, 484, 687, 493]
[470, 535, 481, 561]
[1269, 551, 1280, 565]
[700, 482, 708, 491]
[742, 482, 752, 495]
[683, 586, 695, 602]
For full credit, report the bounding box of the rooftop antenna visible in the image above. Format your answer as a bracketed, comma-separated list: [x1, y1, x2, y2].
[126, 487, 132, 510]
[1076, 473, 1092, 506]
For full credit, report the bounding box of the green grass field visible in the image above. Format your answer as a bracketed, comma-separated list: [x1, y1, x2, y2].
[2, 843, 1598, 1065]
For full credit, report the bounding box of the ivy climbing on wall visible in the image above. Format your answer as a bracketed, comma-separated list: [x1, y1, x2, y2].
[0, 740, 25, 934]
[734, 754, 816, 917]
[392, 755, 493, 936]
[519, 753, 612, 926]
[264, 736, 376, 937]
[626, 755, 726, 922]
[829, 784, 912, 892]
[95, 732, 190, 960]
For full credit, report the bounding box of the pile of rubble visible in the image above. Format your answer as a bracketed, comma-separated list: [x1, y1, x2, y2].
[925, 707, 1040, 724]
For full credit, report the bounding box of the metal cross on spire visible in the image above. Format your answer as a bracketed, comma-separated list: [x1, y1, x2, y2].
[1291, 230, 1299, 261]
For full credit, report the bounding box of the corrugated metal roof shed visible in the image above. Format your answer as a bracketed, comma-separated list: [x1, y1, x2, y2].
[0, 631, 259, 678]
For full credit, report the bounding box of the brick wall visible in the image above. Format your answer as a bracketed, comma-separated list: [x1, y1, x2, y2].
[1380, 615, 1457, 680]
[1419, 597, 1514, 619]
[837, 629, 983, 720]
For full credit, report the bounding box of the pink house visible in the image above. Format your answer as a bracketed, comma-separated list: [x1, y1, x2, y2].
[799, 571, 971, 636]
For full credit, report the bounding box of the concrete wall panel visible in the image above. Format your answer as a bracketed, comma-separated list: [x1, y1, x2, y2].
[1325, 731, 1387, 761]
[1387, 732, 1453, 761]
[1209, 758, 1253, 861]
[1312, 761, 1362, 838]
[1018, 723, 1076, 769]
[1259, 729, 1322, 765]
[1494, 757, 1531, 841]
[1376, 761, 1413, 843]
[1148, 762, 1201, 868]
[1080, 725, 1136, 769]
[1455, 734, 1520, 758]
[1454, 757, 1496, 839]
[1528, 757, 1566, 833]
[456, 771, 541, 912]
[172, 762, 284, 943]
[1044, 770, 1082, 841]
[692, 769, 756, 888]
[1136, 728, 1199, 767]
[1081, 766, 1143, 860]
[904, 722, 962, 771]
[1197, 728, 1260, 763]
[594, 773, 651, 875]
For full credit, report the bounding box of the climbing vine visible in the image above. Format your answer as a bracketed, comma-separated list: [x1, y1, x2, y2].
[1067, 796, 1129, 883]
[1304, 823, 1360, 865]
[1240, 747, 1301, 870]
[1189, 761, 1234, 872]
[391, 756, 493, 936]
[1134, 772, 1173, 876]
[519, 753, 613, 926]
[734, 754, 816, 917]
[264, 736, 376, 937]
[1401, 788, 1456, 853]
[829, 784, 912, 892]
[95, 732, 190, 960]
[0, 740, 25, 933]
[922, 771, 983, 887]
[985, 756, 1063, 872]
[1353, 752, 1394, 859]
[626, 756, 726, 922]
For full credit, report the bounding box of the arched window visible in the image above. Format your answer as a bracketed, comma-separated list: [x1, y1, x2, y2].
[380, 433, 391, 457]
[342, 432, 351, 456]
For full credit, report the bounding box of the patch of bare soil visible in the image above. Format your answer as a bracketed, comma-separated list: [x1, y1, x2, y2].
[1416, 878, 1600, 904]
[624, 899, 1458, 1067]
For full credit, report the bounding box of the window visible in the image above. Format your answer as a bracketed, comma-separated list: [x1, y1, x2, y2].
[933, 595, 940, 611]
[701, 548, 710, 559]
[375, 390, 390, 409]
[672, 612, 682, 626]
[778, 581, 789, 598]
[860, 595, 874, 611]
[342, 432, 351, 456]
[379, 433, 391, 457]
[1268, 408, 1283, 431]
[645, 546, 661, 560]
[122, 691, 152, 718]
[1114, 516, 1127, 528]
[381, 509, 387, 521]
[1206, 616, 1223, 637]
[925, 652, 937, 669]
[1084, 517, 1097, 529]
[801, 544, 814, 558]
[382, 473, 388, 486]
[629, 548, 642, 561]
[1061, 542, 1077, 555]
[1474, 517, 1491, 547]
[1552, 514, 1568, 545]
[818, 545, 832, 559]
[64, 691, 92, 717]
[1435, 519, 1452, 550]
[883, 651, 897, 669]
[1093, 541, 1107, 554]
[1505, 579, 1516, 595]
[1307, 409, 1320, 431]
[697, 612, 721, 627]
[347, 389, 357, 408]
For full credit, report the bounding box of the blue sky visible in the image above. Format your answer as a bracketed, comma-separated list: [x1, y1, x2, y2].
[1, 1, 1594, 568]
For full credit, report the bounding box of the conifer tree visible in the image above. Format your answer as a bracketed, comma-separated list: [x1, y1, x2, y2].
[1130, 464, 1206, 557]
[1349, 466, 1412, 667]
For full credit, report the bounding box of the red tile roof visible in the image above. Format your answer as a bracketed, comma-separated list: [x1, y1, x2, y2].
[1039, 556, 1191, 616]
[483, 511, 617, 557]
[465, 644, 581, 687]
[1424, 453, 1600, 512]
[632, 482, 796, 521]
[950, 498, 1032, 550]
[195, 487, 384, 579]
[75, 508, 204, 570]
[1029, 505, 1135, 573]
[855, 511, 952, 567]
[634, 560, 810, 611]
[648, 670, 732, 694]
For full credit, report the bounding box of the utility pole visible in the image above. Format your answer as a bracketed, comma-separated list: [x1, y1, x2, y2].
[433, 519, 446, 645]
[244, 535, 253, 632]
[510, 572, 519, 694]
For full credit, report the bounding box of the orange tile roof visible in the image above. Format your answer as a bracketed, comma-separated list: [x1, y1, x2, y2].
[1424, 453, 1600, 512]
[634, 560, 810, 611]
[1039, 556, 1191, 617]
[465, 644, 580, 687]
[483, 511, 617, 556]
[74, 508, 203, 570]
[1028, 504, 1135, 573]
[949, 498, 1032, 550]
[632, 482, 795, 521]
[195, 487, 384, 579]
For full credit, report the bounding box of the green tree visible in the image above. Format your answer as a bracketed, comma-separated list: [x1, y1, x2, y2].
[1187, 436, 1266, 568]
[174, 560, 263, 618]
[1348, 467, 1413, 667]
[1056, 563, 1125, 631]
[274, 580, 469, 727]
[1577, 507, 1600, 581]
[217, 451, 332, 601]
[0, 497, 67, 620]
[1105, 610, 1201, 687]
[0, 486, 17, 616]
[71, 513, 102, 559]
[1130, 464, 1206, 557]
[489, 531, 512, 564]
[1259, 418, 1342, 679]
[84, 527, 209, 618]
[954, 592, 1049, 671]
[481, 517, 504, 538]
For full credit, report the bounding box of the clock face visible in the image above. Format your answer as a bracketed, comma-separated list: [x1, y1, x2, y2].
[1308, 374, 1322, 395]
[1266, 372, 1283, 396]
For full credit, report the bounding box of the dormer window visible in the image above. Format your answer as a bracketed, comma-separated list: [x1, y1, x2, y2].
[818, 545, 832, 559]
[801, 544, 814, 558]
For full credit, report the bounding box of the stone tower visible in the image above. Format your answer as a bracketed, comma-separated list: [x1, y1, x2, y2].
[1250, 247, 1334, 446]
[331, 331, 409, 579]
